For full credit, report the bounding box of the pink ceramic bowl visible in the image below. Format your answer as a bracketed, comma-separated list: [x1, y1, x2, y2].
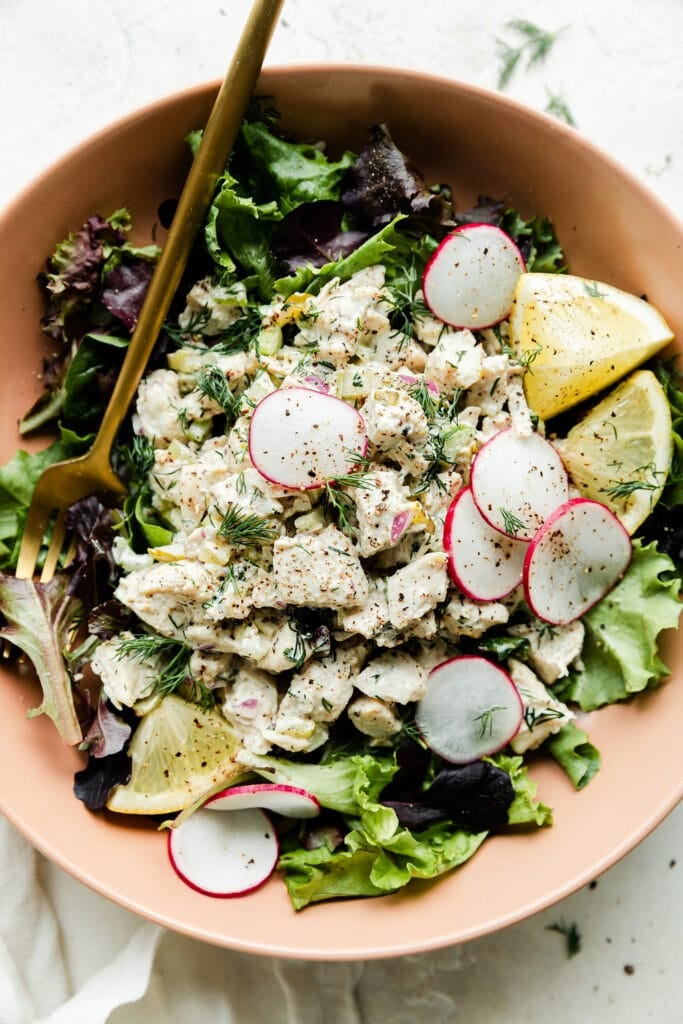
[0, 66, 681, 959]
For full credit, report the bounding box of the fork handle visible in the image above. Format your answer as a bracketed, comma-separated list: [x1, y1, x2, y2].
[91, 0, 284, 461]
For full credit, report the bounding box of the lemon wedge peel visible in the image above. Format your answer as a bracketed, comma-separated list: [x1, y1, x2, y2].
[555, 369, 673, 535]
[509, 273, 674, 421]
[106, 693, 244, 816]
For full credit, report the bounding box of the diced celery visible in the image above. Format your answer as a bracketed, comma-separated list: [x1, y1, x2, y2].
[442, 425, 476, 461]
[293, 506, 327, 532]
[258, 324, 283, 355]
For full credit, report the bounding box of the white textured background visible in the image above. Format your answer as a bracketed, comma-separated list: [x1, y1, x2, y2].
[0, 1, 681, 1021]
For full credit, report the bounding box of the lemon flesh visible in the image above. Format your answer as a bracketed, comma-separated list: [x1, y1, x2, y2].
[554, 369, 673, 534]
[107, 694, 243, 815]
[509, 273, 674, 421]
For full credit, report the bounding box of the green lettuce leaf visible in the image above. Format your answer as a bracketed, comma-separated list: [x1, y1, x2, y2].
[236, 120, 355, 215]
[555, 540, 682, 711]
[499, 209, 565, 273]
[204, 175, 282, 295]
[62, 332, 128, 436]
[235, 748, 375, 816]
[0, 441, 71, 570]
[203, 119, 356, 299]
[247, 747, 552, 910]
[545, 723, 601, 790]
[488, 753, 554, 825]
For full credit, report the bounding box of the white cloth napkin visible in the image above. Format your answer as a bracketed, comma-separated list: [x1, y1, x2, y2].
[0, 815, 470, 1024]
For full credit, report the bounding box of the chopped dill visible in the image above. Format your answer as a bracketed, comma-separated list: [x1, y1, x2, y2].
[546, 918, 582, 957]
[385, 257, 430, 341]
[583, 280, 607, 299]
[500, 340, 543, 371]
[499, 507, 528, 537]
[163, 303, 262, 354]
[194, 364, 239, 418]
[217, 504, 277, 546]
[602, 462, 664, 501]
[407, 378, 440, 419]
[163, 306, 212, 344]
[322, 474, 370, 537]
[474, 705, 507, 740]
[524, 705, 565, 730]
[120, 433, 155, 480]
[283, 611, 332, 668]
[115, 633, 214, 709]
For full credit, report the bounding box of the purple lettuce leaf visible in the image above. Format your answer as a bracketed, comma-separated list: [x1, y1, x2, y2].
[101, 259, 155, 331]
[82, 695, 131, 758]
[341, 124, 453, 228]
[0, 573, 83, 745]
[73, 749, 131, 811]
[65, 496, 120, 610]
[270, 200, 369, 271]
[40, 214, 128, 342]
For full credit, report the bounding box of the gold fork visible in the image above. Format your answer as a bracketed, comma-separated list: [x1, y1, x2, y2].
[15, 0, 284, 583]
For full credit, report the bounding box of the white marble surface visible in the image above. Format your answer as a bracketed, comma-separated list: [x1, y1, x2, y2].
[1, 1, 682, 1020]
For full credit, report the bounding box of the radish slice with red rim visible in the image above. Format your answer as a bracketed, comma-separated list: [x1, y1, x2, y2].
[168, 806, 278, 897]
[422, 223, 526, 329]
[206, 782, 320, 818]
[444, 487, 528, 600]
[523, 497, 632, 625]
[248, 386, 367, 490]
[415, 655, 523, 764]
[470, 428, 569, 540]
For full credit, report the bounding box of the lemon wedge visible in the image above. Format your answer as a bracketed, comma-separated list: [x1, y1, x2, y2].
[508, 273, 674, 420]
[106, 694, 243, 815]
[554, 369, 672, 534]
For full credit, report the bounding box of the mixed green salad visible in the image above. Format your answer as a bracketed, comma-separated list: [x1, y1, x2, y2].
[0, 104, 681, 909]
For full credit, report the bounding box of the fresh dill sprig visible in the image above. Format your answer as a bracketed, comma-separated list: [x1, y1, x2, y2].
[500, 340, 543, 372]
[496, 19, 567, 89]
[115, 633, 214, 709]
[322, 470, 371, 537]
[474, 705, 506, 740]
[163, 306, 212, 344]
[499, 507, 528, 537]
[546, 918, 582, 957]
[120, 433, 155, 480]
[217, 504, 277, 546]
[602, 461, 664, 501]
[194, 364, 238, 417]
[583, 280, 607, 298]
[407, 378, 440, 419]
[603, 479, 659, 500]
[524, 706, 565, 731]
[385, 258, 430, 341]
[283, 611, 332, 669]
[213, 304, 264, 355]
[545, 90, 577, 127]
[163, 303, 262, 354]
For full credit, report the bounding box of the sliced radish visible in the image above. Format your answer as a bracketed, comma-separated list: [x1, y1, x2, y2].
[168, 806, 278, 897]
[470, 428, 569, 540]
[523, 497, 632, 625]
[415, 655, 523, 764]
[444, 487, 528, 600]
[422, 223, 526, 329]
[248, 386, 367, 490]
[205, 782, 320, 818]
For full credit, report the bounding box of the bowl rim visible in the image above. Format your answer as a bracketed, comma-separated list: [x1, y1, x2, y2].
[3, 62, 682, 229]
